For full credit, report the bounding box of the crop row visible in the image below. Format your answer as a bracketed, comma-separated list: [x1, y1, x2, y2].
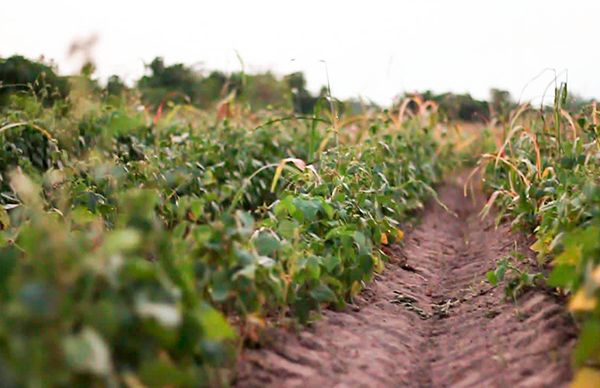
[0, 95, 445, 386]
[480, 85, 600, 383]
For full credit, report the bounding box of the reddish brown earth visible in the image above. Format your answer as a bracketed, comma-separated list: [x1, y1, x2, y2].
[235, 176, 576, 388]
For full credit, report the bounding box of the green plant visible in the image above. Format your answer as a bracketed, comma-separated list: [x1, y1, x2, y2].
[479, 83, 600, 379]
[486, 252, 543, 301]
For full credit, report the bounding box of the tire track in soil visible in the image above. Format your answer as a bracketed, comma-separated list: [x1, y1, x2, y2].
[235, 175, 576, 388]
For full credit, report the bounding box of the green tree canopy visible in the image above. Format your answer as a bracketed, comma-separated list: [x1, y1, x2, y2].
[0, 55, 69, 106]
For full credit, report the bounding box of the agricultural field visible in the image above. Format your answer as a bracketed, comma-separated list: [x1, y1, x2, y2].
[0, 56, 599, 387]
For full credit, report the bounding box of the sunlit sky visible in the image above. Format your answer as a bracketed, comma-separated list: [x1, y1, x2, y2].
[2, 0, 599, 105]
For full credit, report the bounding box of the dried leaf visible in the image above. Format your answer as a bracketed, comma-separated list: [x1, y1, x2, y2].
[569, 289, 597, 312]
[380, 233, 389, 245]
[396, 229, 405, 241]
[570, 367, 600, 388]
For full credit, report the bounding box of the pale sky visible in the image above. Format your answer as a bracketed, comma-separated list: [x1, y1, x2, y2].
[2, 0, 598, 105]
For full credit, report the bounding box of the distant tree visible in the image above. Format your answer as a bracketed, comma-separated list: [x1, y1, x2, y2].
[197, 71, 228, 106]
[285, 72, 317, 114]
[415, 91, 489, 122]
[490, 88, 513, 121]
[285, 72, 306, 91]
[341, 97, 378, 116]
[137, 57, 202, 107]
[0, 55, 69, 106]
[243, 72, 290, 110]
[105, 75, 128, 96]
[137, 58, 254, 109]
[564, 93, 596, 111]
[453, 94, 489, 122]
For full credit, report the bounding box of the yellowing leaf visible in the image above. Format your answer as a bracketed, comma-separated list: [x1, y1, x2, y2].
[270, 163, 285, 193]
[270, 158, 307, 192]
[372, 253, 385, 273]
[530, 238, 546, 253]
[123, 372, 147, 388]
[243, 314, 266, 343]
[554, 245, 582, 266]
[380, 233, 388, 245]
[0, 207, 9, 230]
[396, 228, 405, 241]
[592, 266, 600, 285]
[350, 281, 362, 297]
[570, 367, 600, 388]
[541, 167, 555, 179]
[569, 289, 597, 312]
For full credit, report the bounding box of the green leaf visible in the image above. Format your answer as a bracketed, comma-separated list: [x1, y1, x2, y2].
[277, 219, 298, 238]
[0, 246, 18, 286]
[306, 256, 322, 279]
[323, 254, 341, 273]
[192, 224, 212, 244]
[319, 199, 334, 219]
[254, 232, 280, 256]
[197, 304, 236, 341]
[297, 256, 321, 280]
[353, 231, 370, 255]
[105, 229, 141, 253]
[547, 264, 576, 288]
[293, 296, 313, 323]
[234, 264, 256, 280]
[139, 360, 192, 388]
[310, 283, 337, 303]
[70, 207, 96, 225]
[211, 270, 231, 302]
[486, 271, 498, 286]
[574, 319, 600, 367]
[358, 253, 374, 274]
[325, 226, 354, 240]
[190, 198, 204, 216]
[274, 195, 296, 217]
[293, 197, 321, 222]
[234, 247, 255, 266]
[495, 259, 508, 281]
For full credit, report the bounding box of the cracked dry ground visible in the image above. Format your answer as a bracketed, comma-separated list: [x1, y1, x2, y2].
[235, 176, 576, 388]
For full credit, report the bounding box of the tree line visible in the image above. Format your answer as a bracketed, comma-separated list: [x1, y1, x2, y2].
[1, 55, 595, 120]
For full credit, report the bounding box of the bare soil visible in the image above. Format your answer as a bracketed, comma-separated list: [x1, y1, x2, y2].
[235, 175, 576, 388]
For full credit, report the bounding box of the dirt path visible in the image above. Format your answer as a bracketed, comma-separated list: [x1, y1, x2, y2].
[235, 175, 575, 387]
